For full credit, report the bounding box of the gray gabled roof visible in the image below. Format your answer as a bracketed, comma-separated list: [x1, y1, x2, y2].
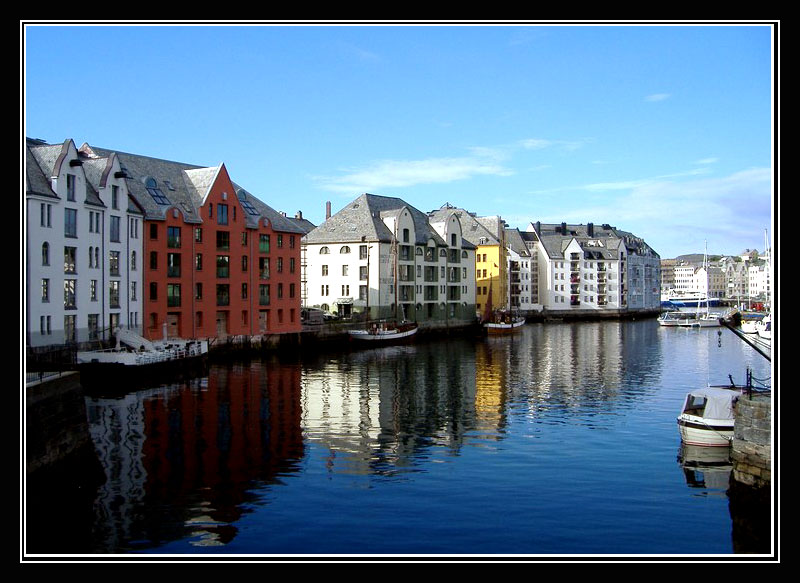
[427, 204, 499, 247]
[78, 143, 304, 234]
[504, 227, 530, 257]
[305, 193, 448, 246]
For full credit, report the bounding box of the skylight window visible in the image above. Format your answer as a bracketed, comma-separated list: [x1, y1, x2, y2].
[241, 199, 259, 216]
[145, 177, 170, 205]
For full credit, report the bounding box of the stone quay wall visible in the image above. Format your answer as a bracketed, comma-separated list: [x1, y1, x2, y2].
[731, 394, 772, 488]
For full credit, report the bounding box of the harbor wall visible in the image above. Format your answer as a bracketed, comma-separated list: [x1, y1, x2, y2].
[731, 393, 772, 488]
[25, 372, 100, 477]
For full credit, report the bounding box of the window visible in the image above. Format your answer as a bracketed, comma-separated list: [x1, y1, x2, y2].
[64, 247, 77, 274]
[109, 281, 120, 308]
[217, 255, 230, 278]
[66, 174, 76, 201]
[342, 265, 348, 276]
[319, 246, 329, 255]
[150, 223, 158, 240]
[41, 279, 49, 302]
[217, 231, 230, 250]
[64, 208, 77, 237]
[64, 315, 76, 342]
[359, 285, 367, 300]
[167, 226, 181, 248]
[90, 280, 97, 301]
[277, 283, 283, 299]
[289, 283, 295, 298]
[88, 314, 99, 339]
[64, 279, 76, 309]
[289, 236, 295, 249]
[277, 257, 283, 273]
[40, 203, 52, 227]
[41, 242, 49, 266]
[109, 251, 120, 276]
[110, 216, 121, 242]
[217, 203, 228, 225]
[195, 227, 203, 242]
[259, 257, 270, 279]
[167, 283, 181, 307]
[195, 253, 203, 271]
[260, 234, 270, 253]
[111, 185, 119, 209]
[259, 284, 270, 306]
[340, 246, 350, 254]
[277, 234, 283, 248]
[290, 258, 295, 273]
[360, 245, 368, 259]
[150, 251, 158, 270]
[195, 283, 203, 300]
[242, 283, 248, 299]
[403, 228, 409, 243]
[131, 251, 137, 271]
[216, 284, 230, 306]
[322, 265, 328, 276]
[167, 253, 181, 277]
[150, 282, 158, 300]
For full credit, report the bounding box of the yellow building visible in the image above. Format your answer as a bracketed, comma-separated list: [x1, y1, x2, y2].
[429, 205, 508, 314]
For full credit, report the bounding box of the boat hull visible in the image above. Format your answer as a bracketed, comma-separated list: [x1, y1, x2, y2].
[77, 339, 209, 393]
[348, 324, 418, 344]
[484, 319, 526, 334]
[677, 416, 734, 447]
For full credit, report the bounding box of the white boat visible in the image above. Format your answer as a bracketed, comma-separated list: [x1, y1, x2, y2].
[77, 327, 208, 388]
[348, 320, 418, 343]
[658, 310, 699, 327]
[677, 387, 740, 447]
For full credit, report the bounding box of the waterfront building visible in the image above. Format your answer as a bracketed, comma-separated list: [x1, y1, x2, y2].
[302, 194, 476, 326]
[76, 143, 305, 341]
[504, 228, 536, 312]
[26, 138, 144, 348]
[428, 205, 508, 314]
[523, 222, 660, 314]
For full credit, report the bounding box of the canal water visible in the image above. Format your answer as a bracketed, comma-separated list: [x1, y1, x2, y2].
[26, 319, 774, 557]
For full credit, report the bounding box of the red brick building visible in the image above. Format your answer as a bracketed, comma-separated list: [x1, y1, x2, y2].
[79, 144, 306, 341]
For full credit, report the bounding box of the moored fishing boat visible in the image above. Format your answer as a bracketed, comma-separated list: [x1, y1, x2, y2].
[484, 313, 526, 334]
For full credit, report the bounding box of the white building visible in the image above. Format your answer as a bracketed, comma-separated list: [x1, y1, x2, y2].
[522, 222, 660, 313]
[25, 138, 144, 348]
[302, 194, 476, 326]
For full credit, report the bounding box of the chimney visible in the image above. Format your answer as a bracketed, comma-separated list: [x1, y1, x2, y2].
[326, 201, 331, 220]
[561, 222, 567, 235]
[588, 222, 594, 237]
[295, 210, 303, 220]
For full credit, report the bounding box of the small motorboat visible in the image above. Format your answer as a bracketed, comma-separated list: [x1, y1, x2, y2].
[676, 387, 740, 447]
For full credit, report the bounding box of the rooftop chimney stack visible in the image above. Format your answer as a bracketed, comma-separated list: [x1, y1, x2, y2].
[326, 201, 331, 220]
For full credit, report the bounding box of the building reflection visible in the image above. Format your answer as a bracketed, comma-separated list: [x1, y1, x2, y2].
[300, 342, 480, 476]
[85, 361, 303, 551]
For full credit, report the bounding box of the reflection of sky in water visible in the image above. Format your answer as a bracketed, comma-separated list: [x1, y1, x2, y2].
[77, 320, 771, 555]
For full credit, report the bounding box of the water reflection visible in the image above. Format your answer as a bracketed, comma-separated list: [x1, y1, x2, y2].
[677, 444, 733, 493]
[65, 320, 772, 554]
[85, 363, 303, 552]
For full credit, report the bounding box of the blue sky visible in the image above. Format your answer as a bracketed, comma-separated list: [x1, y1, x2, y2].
[23, 23, 775, 259]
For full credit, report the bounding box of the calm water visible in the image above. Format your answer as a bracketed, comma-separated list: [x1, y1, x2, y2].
[28, 319, 774, 557]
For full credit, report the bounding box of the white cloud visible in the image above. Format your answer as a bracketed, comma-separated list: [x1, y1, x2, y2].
[645, 93, 671, 102]
[315, 153, 513, 194]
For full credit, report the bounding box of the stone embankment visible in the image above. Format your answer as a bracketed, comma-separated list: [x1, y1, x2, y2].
[731, 393, 772, 488]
